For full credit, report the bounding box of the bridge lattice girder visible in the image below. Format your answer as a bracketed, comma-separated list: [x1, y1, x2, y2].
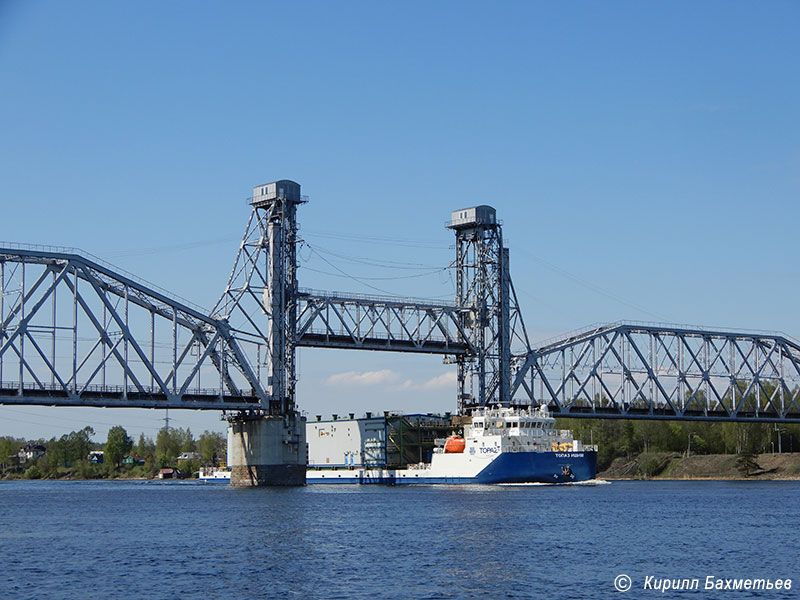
[0, 248, 262, 409]
[296, 291, 471, 354]
[511, 322, 800, 422]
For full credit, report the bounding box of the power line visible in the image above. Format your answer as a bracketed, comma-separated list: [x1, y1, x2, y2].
[303, 229, 449, 250]
[0, 414, 75, 432]
[302, 265, 448, 282]
[0, 407, 164, 431]
[100, 235, 240, 259]
[307, 248, 406, 296]
[302, 241, 448, 270]
[514, 247, 670, 321]
[306, 247, 455, 298]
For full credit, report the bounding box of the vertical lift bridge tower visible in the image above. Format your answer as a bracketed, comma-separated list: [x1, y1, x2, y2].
[224, 181, 306, 486]
[448, 205, 527, 412]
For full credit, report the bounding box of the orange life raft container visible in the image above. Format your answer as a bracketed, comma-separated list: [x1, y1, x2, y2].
[444, 435, 466, 453]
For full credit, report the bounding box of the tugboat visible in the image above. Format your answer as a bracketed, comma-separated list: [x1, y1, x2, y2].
[306, 405, 597, 484]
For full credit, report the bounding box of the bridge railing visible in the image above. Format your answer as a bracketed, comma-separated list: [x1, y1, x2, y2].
[0, 241, 207, 314]
[533, 320, 800, 353]
[0, 380, 258, 409]
[299, 287, 458, 309]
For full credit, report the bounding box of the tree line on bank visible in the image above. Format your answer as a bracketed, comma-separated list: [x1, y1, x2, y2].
[555, 417, 800, 471]
[554, 381, 800, 472]
[5, 416, 798, 480]
[0, 425, 227, 480]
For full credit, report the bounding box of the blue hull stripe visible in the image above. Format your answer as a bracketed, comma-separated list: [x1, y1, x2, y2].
[474, 450, 597, 483]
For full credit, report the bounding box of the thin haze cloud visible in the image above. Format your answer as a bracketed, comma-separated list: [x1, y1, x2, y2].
[393, 372, 456, 392]
[325, 370, 455, 391]
[325, 369, 400, 387]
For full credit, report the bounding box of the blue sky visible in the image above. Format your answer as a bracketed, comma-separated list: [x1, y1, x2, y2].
[1, 2, 799, 441]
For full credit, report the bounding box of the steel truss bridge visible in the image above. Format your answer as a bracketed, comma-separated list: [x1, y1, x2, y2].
[511, 322, 800, 423]
[2, 180, 800, 423]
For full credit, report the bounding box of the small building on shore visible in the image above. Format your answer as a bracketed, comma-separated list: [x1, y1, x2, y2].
[18, 443, 46, 464]
[177, 452, 200, 464]
[157, 468, 185, 480]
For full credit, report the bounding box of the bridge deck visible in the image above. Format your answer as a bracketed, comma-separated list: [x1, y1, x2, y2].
[297, 333, 468, 354]
[0, 383, 258, 410]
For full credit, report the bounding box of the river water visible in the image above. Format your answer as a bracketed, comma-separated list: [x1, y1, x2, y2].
[0, 479, 797, 599]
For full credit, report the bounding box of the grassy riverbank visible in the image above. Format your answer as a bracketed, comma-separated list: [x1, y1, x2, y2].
[1, 464, 172, 481]
[599, 452, 800, 480]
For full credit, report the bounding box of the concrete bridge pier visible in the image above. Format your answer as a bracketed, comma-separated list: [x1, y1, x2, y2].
[227, 414, 307, 486]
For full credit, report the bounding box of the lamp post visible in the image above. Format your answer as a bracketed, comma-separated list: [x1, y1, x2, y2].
[774, 424, 785, 454]
[687, 433, 695, 457]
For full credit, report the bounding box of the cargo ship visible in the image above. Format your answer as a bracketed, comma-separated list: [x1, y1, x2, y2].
[306, 406, 597, 484]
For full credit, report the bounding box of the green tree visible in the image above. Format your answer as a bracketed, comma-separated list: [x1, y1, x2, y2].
[664, 422, 685, 452]
[136, 433, 155, 458]
[67, 426, 95, 463]
[48, 435, 69, 468]
[620, 421, 636, 457]
[697, 422, 725, 454]
[24, 464, 42, 479]
[197, 430, 226, 465]
[721, 422, 741, 453]
[155, 427, 196, 465]
[177, 427, 196, 453]
[782, 423, 800, 452]
[32, 427, 96, 477]
[37, 436, 63, 477]
[105, 426, 134, 467]
[634, 420, 663, 453]
[0, 436, 23, 471]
